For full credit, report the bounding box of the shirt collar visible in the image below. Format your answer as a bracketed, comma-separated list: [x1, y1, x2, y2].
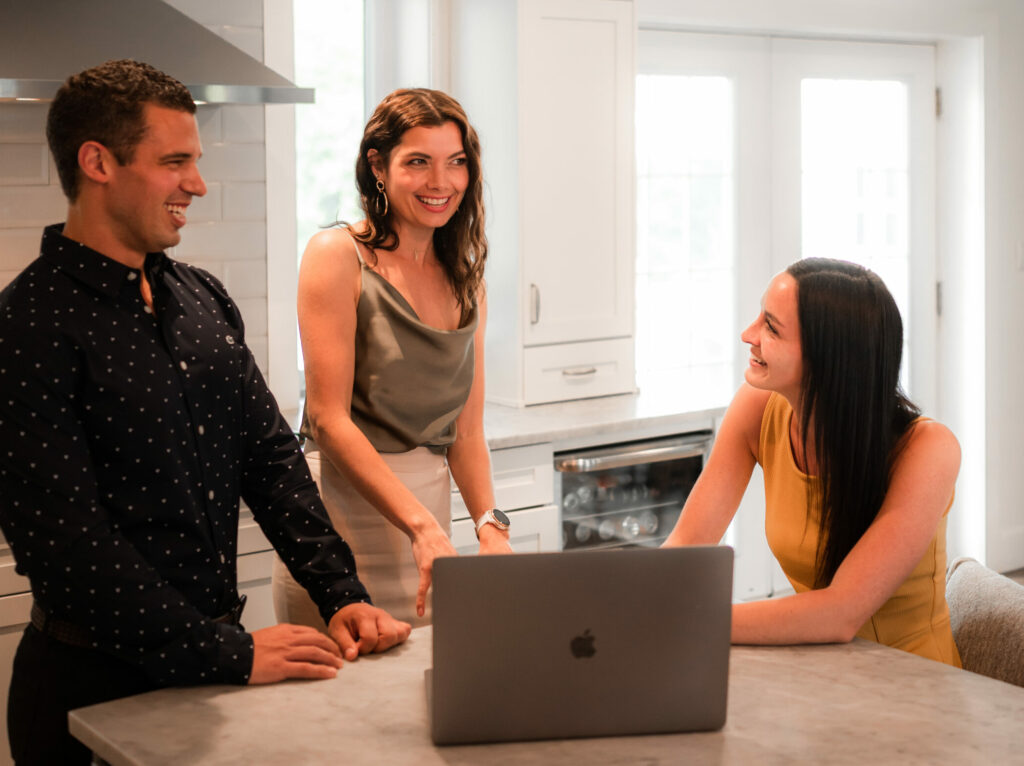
[39, 223, 167, 298]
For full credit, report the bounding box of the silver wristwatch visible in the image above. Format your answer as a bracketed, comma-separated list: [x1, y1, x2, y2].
[474, 508, 511, 538]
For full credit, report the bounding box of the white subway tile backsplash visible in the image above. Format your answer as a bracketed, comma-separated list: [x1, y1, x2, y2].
[0, 144, 50, 186]
[223, 183, 266, 221]
[236, 297, 268, 336]
[0, 228, 42, 284]
[0, 227, 43, 264]
[188, 182, 223, 223]
[186, 258, 225, 284]
[0, 104, 48, 142]
[196, 107, 223, 145]
[199, 143, 266, 183]
[223, 259, 267, 298]
[175, 221, 266, 261]
[246, 334, 270, 378]
[222, 106, 265, 144]
[0, 185, 66, 229]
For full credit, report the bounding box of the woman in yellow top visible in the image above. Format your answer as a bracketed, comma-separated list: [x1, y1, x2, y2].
[665, 258, 961, 665]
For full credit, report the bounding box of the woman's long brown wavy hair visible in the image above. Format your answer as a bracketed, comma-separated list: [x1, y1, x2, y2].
[351, 88, 486, 325]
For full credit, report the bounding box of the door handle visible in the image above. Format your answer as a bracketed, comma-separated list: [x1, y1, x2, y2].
[530, 283, 540, 325]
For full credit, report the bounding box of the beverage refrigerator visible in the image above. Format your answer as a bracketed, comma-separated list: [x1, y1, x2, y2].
[554, 432, 713, 550]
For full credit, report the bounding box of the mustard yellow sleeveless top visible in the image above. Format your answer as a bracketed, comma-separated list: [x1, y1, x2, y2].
[760, 393, 961, 666]
[300, 233, 477, 453]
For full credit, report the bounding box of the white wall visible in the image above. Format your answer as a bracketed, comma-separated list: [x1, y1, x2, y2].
[638, 0, 1023, 572]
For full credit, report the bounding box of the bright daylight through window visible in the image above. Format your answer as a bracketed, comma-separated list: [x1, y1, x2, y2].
[294, 0, 364, 387]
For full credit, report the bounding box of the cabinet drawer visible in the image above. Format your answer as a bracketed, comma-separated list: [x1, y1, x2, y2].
[523, 337, 635, 405]
[0, 592, 31, 628]
[451, 504, 560, 555]
[237, 550, 274, 584]
[238, 508, 272, 556]
[0, 546, 29, 598]
[451, 443, 554, 521]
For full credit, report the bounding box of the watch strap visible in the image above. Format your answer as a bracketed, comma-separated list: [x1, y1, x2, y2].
[475, 508, 510, 536]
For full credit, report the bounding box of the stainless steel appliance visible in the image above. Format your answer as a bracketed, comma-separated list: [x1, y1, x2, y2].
[554, 432, 713, 550]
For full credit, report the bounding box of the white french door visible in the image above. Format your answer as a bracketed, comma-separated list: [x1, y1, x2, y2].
[637, 31, 936, 411]
[771, 37, 937, 412]
[637, 31, 937, 600]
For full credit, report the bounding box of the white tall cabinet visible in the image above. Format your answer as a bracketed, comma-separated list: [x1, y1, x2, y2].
[451, 0, 637, 406]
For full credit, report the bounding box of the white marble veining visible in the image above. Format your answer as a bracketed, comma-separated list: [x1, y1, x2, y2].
[70, 628, 1024, 766]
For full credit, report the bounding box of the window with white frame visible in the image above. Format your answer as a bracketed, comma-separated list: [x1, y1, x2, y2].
[294, 0, 365, 389]
[636, 32, 935, 411]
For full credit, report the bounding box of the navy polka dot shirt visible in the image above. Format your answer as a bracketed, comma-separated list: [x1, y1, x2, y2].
[0, 224, 370, 686]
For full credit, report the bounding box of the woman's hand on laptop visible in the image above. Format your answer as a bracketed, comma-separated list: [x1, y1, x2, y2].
[328, 603, 412, 660]
[411, 527, 459, 617]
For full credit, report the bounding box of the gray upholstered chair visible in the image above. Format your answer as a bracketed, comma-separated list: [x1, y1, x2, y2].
[945, 556, 1024, 687]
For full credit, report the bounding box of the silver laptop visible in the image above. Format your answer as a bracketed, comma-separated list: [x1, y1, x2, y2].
[427, 545, 733, 745]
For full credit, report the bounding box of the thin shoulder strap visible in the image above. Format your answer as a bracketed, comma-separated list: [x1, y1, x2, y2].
[344, 228, 368, 267]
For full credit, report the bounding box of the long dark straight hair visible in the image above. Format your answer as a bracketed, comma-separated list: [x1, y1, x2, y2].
[351, 88, 486, 325]
[787, 258, 920, 587]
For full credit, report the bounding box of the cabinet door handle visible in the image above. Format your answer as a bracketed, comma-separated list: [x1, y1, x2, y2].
[562, 366, 597, 377]
[530, 283, 540, 325]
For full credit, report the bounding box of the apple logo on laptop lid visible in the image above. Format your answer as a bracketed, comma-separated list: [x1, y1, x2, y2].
[570, 628, 596, 658]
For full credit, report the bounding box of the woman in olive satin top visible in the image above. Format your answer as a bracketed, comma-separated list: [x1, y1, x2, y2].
[273, 89, 510, 628]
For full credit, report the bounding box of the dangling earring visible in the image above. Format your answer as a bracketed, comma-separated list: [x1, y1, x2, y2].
[375, 178, 389, 217]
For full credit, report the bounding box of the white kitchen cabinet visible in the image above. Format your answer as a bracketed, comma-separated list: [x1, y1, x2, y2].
[451, 442, 561, 553]
[236, 510, 276, 632]
[451, 0, 636, 405]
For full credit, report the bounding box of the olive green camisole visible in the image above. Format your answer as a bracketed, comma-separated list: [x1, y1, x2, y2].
[300, 233, 477, 453]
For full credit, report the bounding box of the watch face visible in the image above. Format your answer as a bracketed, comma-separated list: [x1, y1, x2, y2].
[493, 508, 511, 526]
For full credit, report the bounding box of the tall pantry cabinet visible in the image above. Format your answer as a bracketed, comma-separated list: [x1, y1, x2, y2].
[451, 0, 636, 406]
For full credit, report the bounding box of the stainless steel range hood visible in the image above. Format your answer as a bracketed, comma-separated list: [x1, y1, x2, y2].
[0, 0, 313, 104]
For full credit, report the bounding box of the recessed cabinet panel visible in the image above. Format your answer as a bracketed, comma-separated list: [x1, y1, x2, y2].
[521, 0, 635, 347]
[237, 508, 272, 556]
[453, 0, 635, 405]
[451, 442, 555, 521]
[451, 504, 561, 555]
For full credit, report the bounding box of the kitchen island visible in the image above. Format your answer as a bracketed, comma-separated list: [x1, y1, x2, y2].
[70, 627, 1024, 765]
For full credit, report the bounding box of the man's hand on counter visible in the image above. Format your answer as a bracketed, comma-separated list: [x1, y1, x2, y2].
[328, 603, 412, 661]
[248, 623, 345, 684]
[247, 606, 410, 685]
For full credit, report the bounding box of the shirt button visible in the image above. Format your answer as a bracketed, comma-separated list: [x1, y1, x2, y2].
[208, 491, 215, 500]
[144, 305, 153, 314]
[127, 272, 138, 281]
[179, 361, 188, 371]
[197, 425, 205, 435]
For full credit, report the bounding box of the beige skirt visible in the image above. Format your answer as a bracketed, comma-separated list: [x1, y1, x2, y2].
[271, 442, 451, 629]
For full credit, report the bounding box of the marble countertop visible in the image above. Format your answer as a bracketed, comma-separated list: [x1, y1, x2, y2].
[286, 380, 729, 453]
[70, 627, 1024, 765]
[483, 381, 731, 451]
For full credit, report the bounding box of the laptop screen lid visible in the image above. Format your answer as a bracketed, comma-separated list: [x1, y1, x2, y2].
[428, 545, 733, 745]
